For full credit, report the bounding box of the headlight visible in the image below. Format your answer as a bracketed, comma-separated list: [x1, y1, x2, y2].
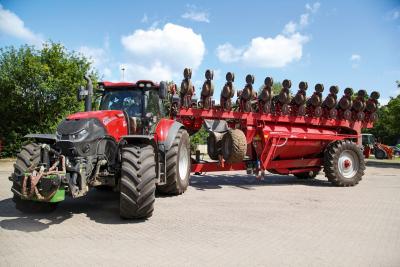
[71, 129, 88, 141]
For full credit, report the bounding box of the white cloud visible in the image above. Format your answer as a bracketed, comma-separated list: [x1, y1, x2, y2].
[285, 2, 320, 34]
[300, 13, 309, 26]
[306, 2, 321, 13]
[350, 54, 361, 68]
[78, 37, 114, 79]
[0, 4, 43, 46]
[283, 21, 297, 34]
[217, 3, 319, 68]
[141, 14, 148, 23]
[79, 46, 107, 67]
[181, 5, 210, 23]
[121, 62, 173, 81]
[216, 43, 244, 63]
[121, 23, 205, 81]
[350, 54, 361, 61]
[217, 34, 309, 68]
[242, 34, 309, 68]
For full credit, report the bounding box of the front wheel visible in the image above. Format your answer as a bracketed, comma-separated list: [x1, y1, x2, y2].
[11, 143, 58, 213]
[323, 140, 365, 186]
[157, 129, 191, 195]
[120, 144, 156, 219]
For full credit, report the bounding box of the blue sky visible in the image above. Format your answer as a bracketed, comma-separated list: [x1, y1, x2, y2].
[0, 0, 399, 104]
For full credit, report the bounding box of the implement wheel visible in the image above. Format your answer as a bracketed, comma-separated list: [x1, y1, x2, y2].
[120, 144, 156, 219]
[207, 132, 224, 160]
[222, 129, 247, 163]
[157, 129, 191, 195]
[323, 140, 365, 186]
[11, 143, 58, 213]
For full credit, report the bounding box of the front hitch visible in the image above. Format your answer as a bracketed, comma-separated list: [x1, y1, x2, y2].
[12, 146, 66, 203]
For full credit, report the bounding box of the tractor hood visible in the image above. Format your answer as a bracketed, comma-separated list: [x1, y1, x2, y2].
[68, 110, 124, 123]
[64, 110, 128, 141]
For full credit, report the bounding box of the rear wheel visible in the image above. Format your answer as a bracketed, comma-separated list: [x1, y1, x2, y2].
[374, 148, 387, 159]
[324, 140, 365, 186]
[120, 144, 156, 219]
[157, 129, 191, 195]
[11, 143, 58, 213]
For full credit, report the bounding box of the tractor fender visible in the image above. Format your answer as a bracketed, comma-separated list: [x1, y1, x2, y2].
[156, 119, 184, 152]
[24, 134, 57, 144]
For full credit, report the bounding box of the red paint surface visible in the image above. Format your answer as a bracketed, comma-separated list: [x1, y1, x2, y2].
[100, 81, 136, 88]
[191, 162, 246, 173]
[67, 110, 128, 141]
[155, 118, 176, 142]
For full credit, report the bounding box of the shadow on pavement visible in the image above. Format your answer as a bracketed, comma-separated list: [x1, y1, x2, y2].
[0, 189, 146, 233]
[366, 160, 400, 169]
[0, 174, 330, 232]
[190, 173, 332, 191]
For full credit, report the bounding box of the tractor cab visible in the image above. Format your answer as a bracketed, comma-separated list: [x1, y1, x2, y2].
[362, 133, 375, 146]
[97, 80, 168, 134]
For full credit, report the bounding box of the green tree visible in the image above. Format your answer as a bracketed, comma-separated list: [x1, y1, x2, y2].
[364, 81, 400, 145]
[0, 42, 97, 157]
[190, 127, 208, 153]
[258, 82, 283, 95]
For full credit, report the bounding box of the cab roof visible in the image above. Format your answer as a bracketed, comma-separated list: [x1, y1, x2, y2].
[99, 80, 158, 89]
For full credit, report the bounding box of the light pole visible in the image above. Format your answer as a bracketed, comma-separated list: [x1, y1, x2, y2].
[121, 67, 125, 81]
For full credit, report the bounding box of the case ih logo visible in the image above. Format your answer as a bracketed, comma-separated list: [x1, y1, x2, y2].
[102, 116, 117, 125]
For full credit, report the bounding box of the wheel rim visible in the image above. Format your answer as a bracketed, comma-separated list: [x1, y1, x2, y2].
[178, 144, 189, 181]
[338, 150, 359, 179]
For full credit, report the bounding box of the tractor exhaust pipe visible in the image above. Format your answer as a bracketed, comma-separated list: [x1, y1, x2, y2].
[84, 75, 93, 112]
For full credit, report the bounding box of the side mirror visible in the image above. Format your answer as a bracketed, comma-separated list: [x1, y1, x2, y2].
[77, 86, 88, 101]
[159, 81, 167, 99]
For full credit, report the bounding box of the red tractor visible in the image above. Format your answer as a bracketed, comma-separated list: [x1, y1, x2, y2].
[362, 133, 394, 159]
[9, 75, 191, 219]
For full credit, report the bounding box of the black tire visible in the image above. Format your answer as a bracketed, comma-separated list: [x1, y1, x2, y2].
[323, 140, 365, 186]
[120, 144, 156, 219]
[222, 129, 247, 163]
[295, 170, 319, 179]
[11, 143, 58, 213]
[157, 129, 191, 195]
[374, 148, 387, 159]
[207, 132, 223, 160]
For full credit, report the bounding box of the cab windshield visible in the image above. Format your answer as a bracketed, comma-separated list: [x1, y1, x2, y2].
[99, 88, 164, 118]
[100, 89, 143, 117]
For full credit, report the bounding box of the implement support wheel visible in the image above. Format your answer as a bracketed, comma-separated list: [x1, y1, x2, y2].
[222, 129, 247, 163]
[323, 140, 365, 186]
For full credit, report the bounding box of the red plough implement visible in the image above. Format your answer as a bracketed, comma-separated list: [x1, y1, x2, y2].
[172, 69, 379, 186]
